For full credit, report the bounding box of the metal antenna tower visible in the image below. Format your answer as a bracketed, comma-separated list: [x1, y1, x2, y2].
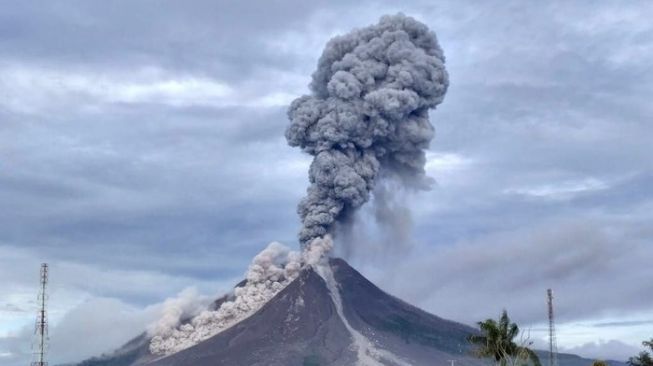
[547, 288, 558, 366]
[31, 263, 49, 366]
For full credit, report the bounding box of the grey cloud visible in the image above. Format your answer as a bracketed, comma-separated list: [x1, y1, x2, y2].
[0, 1, 354, 82]
[286, 14, 448, 246]
[0, 1, 652, 363]
[0, 304, 28, 313]
[361, 218, 653, 327]
[0, 102, 304, 276]
[0, 245, 237, 308]
[563, 340, 643, 362]
[592, 320, 653, 328]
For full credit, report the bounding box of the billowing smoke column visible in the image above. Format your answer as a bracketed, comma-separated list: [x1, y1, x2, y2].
[286, 14, 448, 246]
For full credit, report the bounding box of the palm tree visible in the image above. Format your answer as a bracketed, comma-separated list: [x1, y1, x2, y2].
[469, 310, 542, 366]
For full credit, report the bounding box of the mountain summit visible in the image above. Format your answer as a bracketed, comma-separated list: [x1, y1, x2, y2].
[75, 258, 479, 366]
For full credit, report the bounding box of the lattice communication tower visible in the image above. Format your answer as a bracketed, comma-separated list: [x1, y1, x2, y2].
[31, 263, 49, 366]
[547, 288, 558, 366]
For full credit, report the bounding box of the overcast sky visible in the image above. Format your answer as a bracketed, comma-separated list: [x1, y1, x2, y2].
[1, 1, 652, 365]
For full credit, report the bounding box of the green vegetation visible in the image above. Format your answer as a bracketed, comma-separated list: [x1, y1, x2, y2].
[592, 360, 608, 366]
[628, 339, 653, 366]
[469, 310, 541, 366]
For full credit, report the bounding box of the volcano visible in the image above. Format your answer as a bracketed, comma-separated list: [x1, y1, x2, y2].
[72, 258, 623, 366]
[74, 258, 476, 366]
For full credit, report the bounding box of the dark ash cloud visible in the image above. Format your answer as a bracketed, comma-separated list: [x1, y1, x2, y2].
[286, 14, 448, 245]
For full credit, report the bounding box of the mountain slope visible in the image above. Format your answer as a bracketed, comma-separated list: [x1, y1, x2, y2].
[148, 267, 356, 366]
[330, 258, 479, 365]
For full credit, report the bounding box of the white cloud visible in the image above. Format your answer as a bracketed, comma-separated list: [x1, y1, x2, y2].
[0, 64, 300, 114]
[425, 152, 473, 175]
[562, 339, 642, 362]
[48, 297, 158, 364]
[504, 178, 609, 200]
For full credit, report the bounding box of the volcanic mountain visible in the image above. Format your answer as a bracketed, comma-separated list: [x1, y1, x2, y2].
[71, 259, 624, 366]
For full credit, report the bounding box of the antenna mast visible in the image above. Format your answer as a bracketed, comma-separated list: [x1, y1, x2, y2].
[547, 288, 558, 366]
[31, 263, 49, 366]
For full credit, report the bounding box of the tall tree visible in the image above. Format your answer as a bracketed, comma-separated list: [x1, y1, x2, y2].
[469, 310, 542, 366]
[628, 339, 653, 366]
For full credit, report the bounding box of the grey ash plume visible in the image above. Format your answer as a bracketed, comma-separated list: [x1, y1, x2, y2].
[285, 14, 449, 246]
